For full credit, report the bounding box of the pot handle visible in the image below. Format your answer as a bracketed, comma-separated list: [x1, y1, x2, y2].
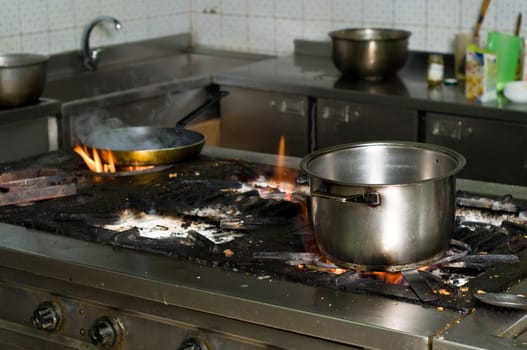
[311, 190, 381, 207]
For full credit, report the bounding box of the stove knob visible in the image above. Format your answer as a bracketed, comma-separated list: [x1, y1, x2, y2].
[31, 301, 63, 332]
[88, 317, 122, 348]
[178, 337, 210, 350]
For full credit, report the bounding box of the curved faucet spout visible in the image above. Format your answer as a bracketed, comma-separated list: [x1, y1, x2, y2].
[81, 16, 122, 70]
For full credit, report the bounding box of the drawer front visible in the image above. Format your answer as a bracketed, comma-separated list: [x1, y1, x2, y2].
[220, 86, 308, 157]
[317, 99, 418, 148]
[425, 112, 527, 186]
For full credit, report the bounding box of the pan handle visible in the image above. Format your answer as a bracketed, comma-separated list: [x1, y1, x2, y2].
[176, 90, 230, 128]
[311, 190, 381, 207]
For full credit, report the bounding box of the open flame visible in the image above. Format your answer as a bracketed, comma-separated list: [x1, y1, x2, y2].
[298, 260, 405, 284]
[297, 263, 348, 275]
[363, 271, 405, 285]
[299, 238, 406, 284]
[246, 135, 304, 201]
[271, 136, 296, 199]
[273, 136, 288, 183]
[73, 145, 153, 173]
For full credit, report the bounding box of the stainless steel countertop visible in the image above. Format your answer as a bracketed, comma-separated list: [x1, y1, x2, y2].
[4, 219, 527, 350]
[0, 222, 460, 350]
[0, 98, 61, 126]
[213, 41, 527, 124]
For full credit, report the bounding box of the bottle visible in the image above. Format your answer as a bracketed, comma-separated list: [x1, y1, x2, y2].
[427, 54, 444, 86]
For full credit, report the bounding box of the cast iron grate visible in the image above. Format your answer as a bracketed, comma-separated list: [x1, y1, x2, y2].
[1, 151, 527, 312]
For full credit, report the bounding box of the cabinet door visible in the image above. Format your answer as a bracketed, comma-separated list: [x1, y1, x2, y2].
[425, 113, 527, 186]
[0, 117, 54, 163]
[220, 86, 308, 157]
[317, 99, 418, 148]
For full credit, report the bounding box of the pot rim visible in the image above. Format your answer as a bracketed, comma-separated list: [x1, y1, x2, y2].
[329, 28, 412, 41]
[0, 53, 49, 68]
[300, 141, 466, 187]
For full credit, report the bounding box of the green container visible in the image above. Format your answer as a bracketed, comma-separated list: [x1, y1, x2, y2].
[487, 31, 522, 91]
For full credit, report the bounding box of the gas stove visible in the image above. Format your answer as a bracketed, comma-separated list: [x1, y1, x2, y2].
[0, 147, 526, 350]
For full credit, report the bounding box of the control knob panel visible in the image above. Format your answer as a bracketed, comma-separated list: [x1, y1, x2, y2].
[88, 316, 122, 348]
[31, 301, 63, 332]
[178, 337, 210, 350]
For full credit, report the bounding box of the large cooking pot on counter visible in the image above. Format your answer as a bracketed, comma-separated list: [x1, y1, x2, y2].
[329, 28, 411, 80]
[300, 141, 465, 271]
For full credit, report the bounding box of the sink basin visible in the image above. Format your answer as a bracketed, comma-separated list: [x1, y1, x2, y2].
[40, 46, 267, 149]
[43, 53, 253, 102]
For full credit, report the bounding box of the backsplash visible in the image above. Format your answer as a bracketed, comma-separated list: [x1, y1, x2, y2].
[1, 0, 526, 56]
[193, 0, 527, 55]
[0, 0, 191, 55]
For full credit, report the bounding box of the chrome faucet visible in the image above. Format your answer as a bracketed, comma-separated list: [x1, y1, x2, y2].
[81, 16, 122, 70]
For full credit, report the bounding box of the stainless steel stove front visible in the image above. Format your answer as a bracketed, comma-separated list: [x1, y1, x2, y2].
[0, 223, 462, 350]
[2, 145, 527, 350]
[1, 267, 352, 350]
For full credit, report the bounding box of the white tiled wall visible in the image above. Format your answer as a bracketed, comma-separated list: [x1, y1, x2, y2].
[1, 0, 526, 57]
[0, 0, 191, 55]
[192, 0, 527, 55]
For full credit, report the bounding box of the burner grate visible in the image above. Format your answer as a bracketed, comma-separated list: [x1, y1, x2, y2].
[1, 151, 527, 313]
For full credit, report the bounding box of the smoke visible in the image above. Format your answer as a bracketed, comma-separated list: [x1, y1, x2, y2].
[70, 87, 208, 151]
[71, 108, 199, 151]
[85, 127, 185, 151]
[72, 109, 125, 145]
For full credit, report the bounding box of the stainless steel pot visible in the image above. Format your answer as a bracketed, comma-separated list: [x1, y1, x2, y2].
[329, 28, 411, 80]
[300, 142, 466, 271]
[0, 54, 48, 108]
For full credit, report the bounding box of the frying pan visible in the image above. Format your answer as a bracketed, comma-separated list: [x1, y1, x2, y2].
[81, 91, 228, 166]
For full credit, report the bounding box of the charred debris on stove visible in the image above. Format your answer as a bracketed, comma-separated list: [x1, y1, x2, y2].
[1, 151, 527, 313]
[0, 151, 307, 267]
[251, 191, 527, 312]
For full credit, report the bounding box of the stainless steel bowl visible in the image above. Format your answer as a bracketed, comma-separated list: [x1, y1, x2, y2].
[329, 28, 411, 80]
[0, 54, 48, 108]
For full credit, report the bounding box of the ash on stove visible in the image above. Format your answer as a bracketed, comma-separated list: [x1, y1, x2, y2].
[152, 179, 301, 225]
[0, 151, 306, 266]
[2, 151, 527, 313]
[249, 193, 527, 312]
[100, 209, 245, 244]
